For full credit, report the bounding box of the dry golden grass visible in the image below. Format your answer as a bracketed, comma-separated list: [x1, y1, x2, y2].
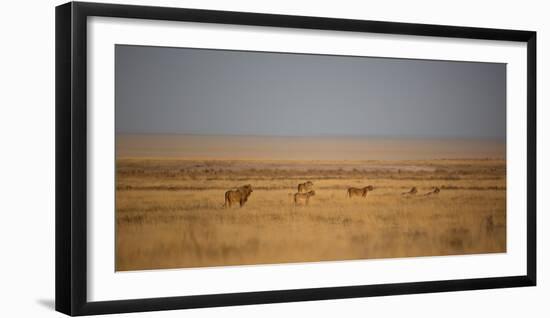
[115, 158, 506, 271]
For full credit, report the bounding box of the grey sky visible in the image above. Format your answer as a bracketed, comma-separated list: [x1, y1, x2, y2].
[115, 45, 506, 139]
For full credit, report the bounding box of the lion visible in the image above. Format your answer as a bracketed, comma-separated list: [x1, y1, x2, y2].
[401, 187, 418, 196]
[223, 184, 253, 208]
[347, 186, 374, 198]
[294, 190, 315, 205]
[423, 187, 440, 196]
[297, 181, 314, 193]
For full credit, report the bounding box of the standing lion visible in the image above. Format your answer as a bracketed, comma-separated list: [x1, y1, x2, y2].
[223, 184, 253, 208]
[347, 185, 374, 198]
[297, 181, 314, 193]
[294, 190, 316, 205]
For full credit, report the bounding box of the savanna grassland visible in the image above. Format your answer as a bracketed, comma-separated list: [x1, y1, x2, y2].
[116, 136, 506, 271]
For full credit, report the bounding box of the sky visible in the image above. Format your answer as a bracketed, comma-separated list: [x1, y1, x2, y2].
[115, 45, 506, 139]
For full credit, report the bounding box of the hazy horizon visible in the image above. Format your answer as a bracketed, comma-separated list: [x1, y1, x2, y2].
[116, 134, 506, 160]
[115, 45, 506, 140]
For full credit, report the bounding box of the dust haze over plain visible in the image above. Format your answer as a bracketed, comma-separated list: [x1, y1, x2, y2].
[115, 45, 506, 140]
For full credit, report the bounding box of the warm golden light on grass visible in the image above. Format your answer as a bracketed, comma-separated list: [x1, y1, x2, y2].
[115, 158, 506, 271]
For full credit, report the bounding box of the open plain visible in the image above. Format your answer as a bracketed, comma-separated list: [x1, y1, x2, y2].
[115, 135, 506, 271]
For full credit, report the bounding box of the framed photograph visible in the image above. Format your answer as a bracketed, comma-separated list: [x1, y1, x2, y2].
[56, 1, 536, 316]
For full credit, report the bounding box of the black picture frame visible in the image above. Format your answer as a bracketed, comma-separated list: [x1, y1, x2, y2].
[55, 1, 537, 316]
